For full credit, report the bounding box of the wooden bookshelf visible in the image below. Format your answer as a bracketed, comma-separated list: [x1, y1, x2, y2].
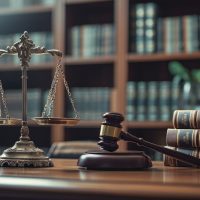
[126, 121, 173, 129]
[1, 0, 200, 157]
[128, 52, 200, 62]
[0, 5, 53, 15]
[0, 62, 55, 71]
[65, 55, 115, 65]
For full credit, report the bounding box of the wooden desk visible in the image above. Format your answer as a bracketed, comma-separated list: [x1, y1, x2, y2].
[0, 159, 199, 200]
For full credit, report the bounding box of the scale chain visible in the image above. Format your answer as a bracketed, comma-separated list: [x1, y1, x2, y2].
[0, 80, 9, 118]
[42, 58, 79, 119]
[42, 63, 61, 117]
[59, 61, 79, 119]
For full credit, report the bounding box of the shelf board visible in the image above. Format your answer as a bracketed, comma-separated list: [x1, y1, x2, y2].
[65, 55, 115, 65]
[126, 121, 173, 129]
[0, 5, 53, 15]
[0, 62, 54, 71]
[64, 0, 111, 4]
[74, 120, 173, 129]
[128, 52, 200, 62]
[76, 120, 101, 127]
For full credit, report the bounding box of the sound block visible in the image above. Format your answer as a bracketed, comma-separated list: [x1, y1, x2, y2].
[77, 151, 152, 170]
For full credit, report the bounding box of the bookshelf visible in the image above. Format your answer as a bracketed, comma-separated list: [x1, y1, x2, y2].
[1, 0, 200, 159]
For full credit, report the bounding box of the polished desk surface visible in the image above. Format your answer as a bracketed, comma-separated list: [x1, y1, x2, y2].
[0, 159, 200, 200]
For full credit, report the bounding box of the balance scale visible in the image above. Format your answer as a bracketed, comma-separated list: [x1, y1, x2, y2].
[0, 31, 79, 167]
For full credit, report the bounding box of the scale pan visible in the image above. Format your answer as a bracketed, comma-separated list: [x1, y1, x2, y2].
[33, 117, 80, 126]
[0, 118, 21, 126]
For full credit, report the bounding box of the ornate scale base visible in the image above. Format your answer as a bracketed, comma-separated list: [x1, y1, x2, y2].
[0, 140, 53, 167]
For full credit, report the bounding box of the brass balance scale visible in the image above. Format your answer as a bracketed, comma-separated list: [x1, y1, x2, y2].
[0, 31, 79, 167]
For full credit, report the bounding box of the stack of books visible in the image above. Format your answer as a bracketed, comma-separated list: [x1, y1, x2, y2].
[164, 110, 200, 167]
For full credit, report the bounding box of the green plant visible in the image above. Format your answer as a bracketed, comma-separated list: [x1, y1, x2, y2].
[168, 61, 200, 83]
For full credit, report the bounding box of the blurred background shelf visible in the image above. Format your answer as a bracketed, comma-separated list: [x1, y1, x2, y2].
[0, 0, 199, 160]
[126, 121, 173, 129]
[65, 55, 115, 65]
[128, 52, 200, 62]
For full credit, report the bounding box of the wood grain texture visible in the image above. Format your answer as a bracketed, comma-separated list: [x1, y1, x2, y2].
[0, 159, 200, 200]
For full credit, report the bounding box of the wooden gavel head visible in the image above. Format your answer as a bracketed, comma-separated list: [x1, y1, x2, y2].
[98, 112, 124, 152]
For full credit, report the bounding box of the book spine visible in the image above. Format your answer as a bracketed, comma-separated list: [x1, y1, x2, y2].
[158, 81, 171, 121]
[135, 3, 145, 54]
[156, 17, 164, 52]
[103, 24, 114, 55]
[70, 26, 79, 56]
[147, 81, 158, 121]
[174, 16, 184, 52]
[136, 81, 147, 121]
[164, 146, 200, 167]
[82, 25, 94, 57]
[166, 129, 200, 148]
[172, 110, 200, 129]
[126, 81, 136, 121]
[164, 17, 174, 53]
[144, 3, 157, 54]
[171, 81, 181, 112]
[129, 5, 136, 52]
[183, 15, 198, 53]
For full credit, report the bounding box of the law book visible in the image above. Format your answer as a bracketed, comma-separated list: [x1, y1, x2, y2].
[129, 4, 136, 52]
[166, 128, 200, 148]
[102, 24, 115, 55]
[172, 110, 200, 129]
[136, 81, 147, 121]
[171, 80, 181, 112]
[156, 17, 164, 52]
[144, 2, 157, 54]
[174, 16, 184, 52]
[164, 17, 174, 53]
[164, 146, 200, 167]
[158, 81, 171, 121]
[134, 3, 145, 54]
[183, 15, 199, 53]
[70, 26, 81, 57]
[147, 81, 158, 121]
[126, 81, 136, 121]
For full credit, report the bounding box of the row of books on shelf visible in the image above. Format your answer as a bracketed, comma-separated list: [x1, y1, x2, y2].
[0, 0, 54, 8]
[67, 87, 111, 120]
[0, 86, 111, 121]
[0, 32, 53, 64]
[126, 81, 200, 122]
[0, 88, 45, 119]
[130, 2, 200, 54]
[70, 24, 115, 57]
[164, 110, 200, 167]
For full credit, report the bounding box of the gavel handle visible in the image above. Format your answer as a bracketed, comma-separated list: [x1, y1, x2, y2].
[121, 131, 200, 167]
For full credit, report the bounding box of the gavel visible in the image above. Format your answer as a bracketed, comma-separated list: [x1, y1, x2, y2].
[97, 112, 200, 167]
